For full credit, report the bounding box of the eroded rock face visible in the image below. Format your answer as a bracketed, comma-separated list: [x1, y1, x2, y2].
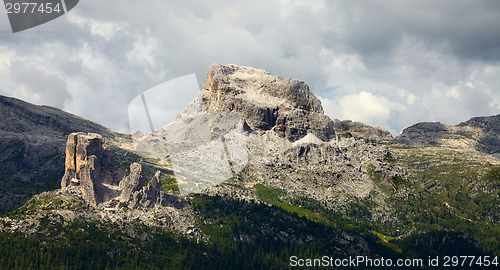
[200, 63, 335, 142]
[332, 119, 393, 140]
[243, 132, 407, 220]
[395, 122, 448, 146]
[168, 64, 404, 220]
[118, 163, 144, 202]
[128, 171, 187, 209]
[60, 132, 184, 209]
[396, 115, 500, 154]
[61, 133, 114, 206]
[0, 95, 128, 212]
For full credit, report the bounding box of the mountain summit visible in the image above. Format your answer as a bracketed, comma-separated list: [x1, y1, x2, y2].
[199, 63, 335, 142]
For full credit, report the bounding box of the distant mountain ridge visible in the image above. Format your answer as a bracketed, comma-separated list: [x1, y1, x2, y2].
[0, 95, 121, 138]
[0, 95, 128, 212]
[396, 114, 500, 154]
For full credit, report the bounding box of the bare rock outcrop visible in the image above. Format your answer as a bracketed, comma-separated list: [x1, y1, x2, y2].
[199, 63, 335, 142]
[118, 163, 144, 202]
[332, 119, 393, 140]
[60, 132, 185, 210]
[396, 114, 500, 154]
[60, 133, 114, 206]
[243, 132, 407, 220]
[129, 171, 186, 209]
[395, 122, 448, 146]
[0, 95, 128, 212]
[166, 64, 405, 220]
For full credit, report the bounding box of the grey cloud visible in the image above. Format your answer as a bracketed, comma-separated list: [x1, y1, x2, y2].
[460, 87, 495, 117]
[0, 0, 499, 135]
[396, 99, 433, 130]
[4, 0, 332, 132]
[395, 85, 496, 132]
[10, 61, 71, 108]
[329, 0, 500, 69]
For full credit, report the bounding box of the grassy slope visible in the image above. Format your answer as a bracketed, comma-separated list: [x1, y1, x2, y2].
[251, 139, 500, 257]
[386, 143, 500, 256]
[253, 183, 405, 254]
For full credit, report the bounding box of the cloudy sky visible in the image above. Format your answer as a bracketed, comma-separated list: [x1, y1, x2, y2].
[0, 0, 499, 136]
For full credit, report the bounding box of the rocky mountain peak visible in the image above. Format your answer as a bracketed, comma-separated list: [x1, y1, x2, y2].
[60, 132, 185, 209]
[198, 63, 335, 142]
[203, 63, 324, 113]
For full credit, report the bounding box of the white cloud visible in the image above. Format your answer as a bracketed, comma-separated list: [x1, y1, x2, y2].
[280, 0, 326, 16]
[0, 48, 15, 92]
[327, 52, 366, 72]
[126, 36, 159, 66]
[67, 11, 124, 41]
[446, 86, 460, 99]
[320, 91, 405, 134]
[397, 88, 417, 105]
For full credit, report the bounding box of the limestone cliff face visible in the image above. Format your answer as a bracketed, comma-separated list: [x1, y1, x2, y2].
[118, 163, 144, 200]
[165, 64, 404, 217]
[128, 171, 186, 209]
[61, 132, 184, 209]
[0, 95, 127, 213]
[61, 133, 114, 206]
[200, 63, 335, 142]
[332, 119, 393, 140]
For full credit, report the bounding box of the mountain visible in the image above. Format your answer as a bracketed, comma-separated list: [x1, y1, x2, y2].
[396, 115, 500, 155]
[162, 64, 407, 218]
[389, 115, 500, 259]
[332, 119, 393, 140]
[0, 95, 130, 212]
[0, 132, 388, 268]
[0, 64, 498, 268]
[199, 63, 393, 141]
[201, 63, 335, 141]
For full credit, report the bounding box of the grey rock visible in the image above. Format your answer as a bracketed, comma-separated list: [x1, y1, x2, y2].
[130, 170, 187, 209]
[200, 63, 335, 142]
[332, 119, 393, 140]
[60, 132, 115, 206]
[57, 133, 187, 212]
[0, 95, 128, 212]
[145, 171, 162, 203]
[395, 122, 448, 146]
[396, 115, 500, 154]
[243, 132, 407, 221]
[118, 163, 144, 202]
